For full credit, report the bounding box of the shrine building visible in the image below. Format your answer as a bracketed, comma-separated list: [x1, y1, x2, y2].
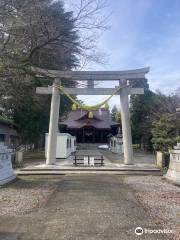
[60, 108, 120, 143]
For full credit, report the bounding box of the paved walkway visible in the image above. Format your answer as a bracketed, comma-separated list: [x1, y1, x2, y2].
[100, 149, 155, 164]
[0, 175, 167, 240]
[22, 149, 156, 169]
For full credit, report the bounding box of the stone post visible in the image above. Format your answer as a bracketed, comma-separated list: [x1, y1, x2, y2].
[46, 78, 60, 165]
[166, 143, 180, 185]
[119, 80, 133, 164]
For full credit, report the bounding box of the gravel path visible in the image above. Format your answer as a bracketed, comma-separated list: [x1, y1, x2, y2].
[0, 176, 59, 216]
[123, 176, 180, 240]
[0, 175, 178, 240]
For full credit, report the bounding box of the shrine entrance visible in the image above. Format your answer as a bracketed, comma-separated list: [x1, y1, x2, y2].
[35, 67, 149, 166]
[83, 126, 95, 143]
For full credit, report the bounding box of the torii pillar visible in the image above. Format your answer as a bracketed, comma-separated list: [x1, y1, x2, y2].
[46, 78, 60, 165]
[120, 80, 133, 165]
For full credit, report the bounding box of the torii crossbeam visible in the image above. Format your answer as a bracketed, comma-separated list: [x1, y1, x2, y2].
[35, 67, 149, 165]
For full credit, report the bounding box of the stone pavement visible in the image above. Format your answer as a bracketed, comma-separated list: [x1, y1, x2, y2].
[16, 149, 160, 176]
[0, 175, 167, 240]
[21, 149, 156, 168]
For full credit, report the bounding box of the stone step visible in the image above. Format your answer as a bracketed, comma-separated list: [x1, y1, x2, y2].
[18, 167, 160, 172]
[16, 167, 162, 176]
[16, 170, 162, 176]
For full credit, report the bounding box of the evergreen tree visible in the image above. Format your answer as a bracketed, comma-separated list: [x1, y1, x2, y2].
[111, 105, 121, 124]
[0, 0, 80, 146]
[130, 79, 154, 149]
[130, 79, 180, 150]
[151, 113, 180, 151]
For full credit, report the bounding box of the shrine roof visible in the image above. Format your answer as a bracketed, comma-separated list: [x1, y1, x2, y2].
[60, 109, 119, 129]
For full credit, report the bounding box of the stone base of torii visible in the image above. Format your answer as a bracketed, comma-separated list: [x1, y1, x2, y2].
[34, 67, 149, 165]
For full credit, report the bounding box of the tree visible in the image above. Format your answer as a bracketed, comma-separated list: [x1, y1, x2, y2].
[111, 105, 121, 124]
[130, 79, 180, 150]
[111, 105, 117, 121]
[130, 79, 154, 149]
[64, 0, 109, 67]
[0, 0, 79, 70]
[151, 113, 180, 151]
[0, 0, 108, 146]
[0, 0, 80, 146]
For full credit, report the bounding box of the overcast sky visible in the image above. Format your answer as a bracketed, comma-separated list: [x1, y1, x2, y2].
[65, 0, 180, 108]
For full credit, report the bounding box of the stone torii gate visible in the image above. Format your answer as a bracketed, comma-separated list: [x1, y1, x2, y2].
[35, 67, 149, 166]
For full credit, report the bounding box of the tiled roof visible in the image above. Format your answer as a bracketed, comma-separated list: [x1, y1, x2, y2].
[60, 109, 119, 129]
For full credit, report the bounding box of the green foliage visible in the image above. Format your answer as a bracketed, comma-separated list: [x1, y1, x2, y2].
[111, 105, 121, 124]
[0, 0, 80, 146]
[130, 80, 154, 146]
[130, 79, 180, 150]
[151, 113, 180, 151]
[13, 97, 50, 145]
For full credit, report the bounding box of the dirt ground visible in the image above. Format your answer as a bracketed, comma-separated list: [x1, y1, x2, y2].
[0, 175, 179, 240]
